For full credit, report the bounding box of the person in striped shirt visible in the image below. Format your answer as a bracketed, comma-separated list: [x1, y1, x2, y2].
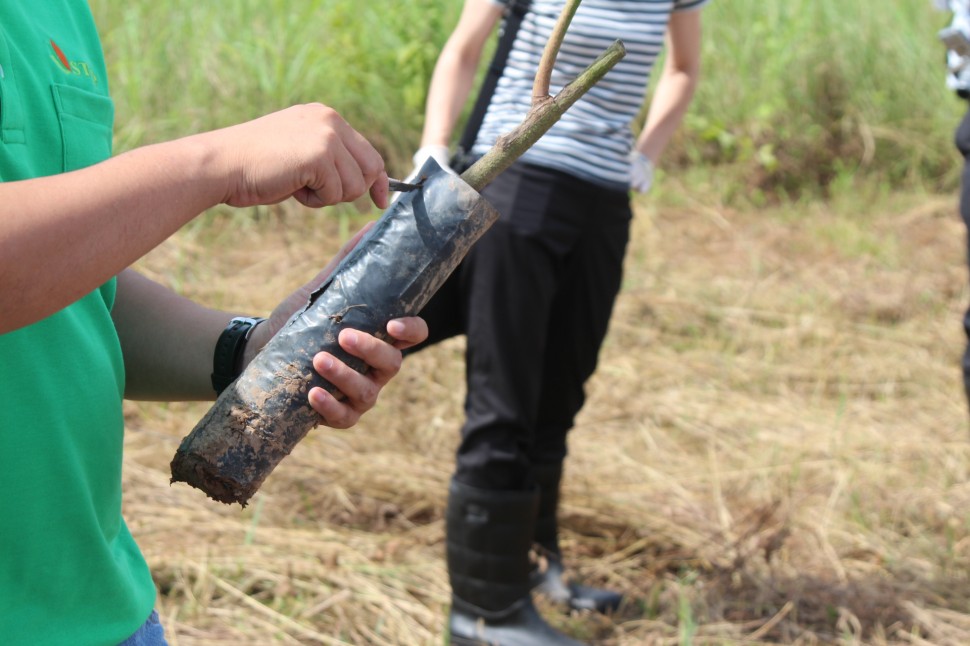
[408, 0, 710, 643]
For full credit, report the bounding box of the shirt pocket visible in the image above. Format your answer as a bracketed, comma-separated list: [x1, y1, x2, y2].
[51, 83, 114, 172]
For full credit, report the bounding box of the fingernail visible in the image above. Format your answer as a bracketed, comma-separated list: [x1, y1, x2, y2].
[343, 330, 358, 346]
[322, 356, 334, 371]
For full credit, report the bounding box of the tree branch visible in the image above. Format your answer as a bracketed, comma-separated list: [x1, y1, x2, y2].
[532, 0, 581, 101]
[460, 39, 626, 192]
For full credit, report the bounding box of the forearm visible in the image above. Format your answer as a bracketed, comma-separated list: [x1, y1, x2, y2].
[420, 48, 483, 147]
[112, 269, 233, 401]
[636, 10, 703, 163]
[636, 64, 699, 162]
[419, 0, 503, 148]
[1, 103, 390, 335]
[0, 135, 225, 333]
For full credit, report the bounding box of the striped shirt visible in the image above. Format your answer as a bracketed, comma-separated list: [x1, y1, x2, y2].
[474, 0, 710, 190]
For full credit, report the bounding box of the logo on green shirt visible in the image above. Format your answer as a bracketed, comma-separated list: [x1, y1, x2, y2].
[49, 39, 99, 85]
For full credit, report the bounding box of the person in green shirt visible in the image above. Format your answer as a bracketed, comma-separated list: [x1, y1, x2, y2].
[0, 2, 427, 644]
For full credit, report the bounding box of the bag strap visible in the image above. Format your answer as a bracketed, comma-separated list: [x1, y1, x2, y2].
[452, 0, 532, 171]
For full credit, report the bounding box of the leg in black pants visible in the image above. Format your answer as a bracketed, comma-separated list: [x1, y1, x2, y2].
[455, 163, 631, 491]
[438, 162, 630, 644]
[528, 179, 630, 614]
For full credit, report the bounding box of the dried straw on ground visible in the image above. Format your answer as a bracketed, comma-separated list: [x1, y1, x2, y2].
[124, 186, 970, 645]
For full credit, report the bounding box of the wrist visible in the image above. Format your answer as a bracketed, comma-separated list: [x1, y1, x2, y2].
[188, 128, 238, 206]
[241, 317, 272, 369]
[211, 316, 267, 395]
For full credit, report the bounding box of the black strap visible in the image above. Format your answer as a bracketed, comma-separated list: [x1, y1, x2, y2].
[211, 316, 265, 395]
[451, 0, 531, 172]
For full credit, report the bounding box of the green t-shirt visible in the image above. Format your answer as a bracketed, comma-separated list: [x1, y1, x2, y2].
[0, 2, 157, 643]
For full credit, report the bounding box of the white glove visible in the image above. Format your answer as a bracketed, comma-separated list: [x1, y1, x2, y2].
[410, 145, 453, 177]
[629, 150, 654, 193]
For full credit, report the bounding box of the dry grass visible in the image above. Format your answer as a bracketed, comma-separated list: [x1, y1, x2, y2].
[123, 185, 970, 645]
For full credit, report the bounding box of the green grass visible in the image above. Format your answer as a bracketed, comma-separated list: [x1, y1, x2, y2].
[688, 0, 962, 196]
[92, 0, 966, 200]
[93, 0, 459, 174]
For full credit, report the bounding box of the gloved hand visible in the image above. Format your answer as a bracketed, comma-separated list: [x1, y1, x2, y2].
[629, 150, 654, 193]
[408, 144, 453, 180]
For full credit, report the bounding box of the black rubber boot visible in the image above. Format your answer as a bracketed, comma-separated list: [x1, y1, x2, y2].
[446, 478, 586, 646]
[531, 462, 623, 614]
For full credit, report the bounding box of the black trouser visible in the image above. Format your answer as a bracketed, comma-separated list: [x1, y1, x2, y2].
[410, 161, 632, 490]
[956, 106, 970, 406]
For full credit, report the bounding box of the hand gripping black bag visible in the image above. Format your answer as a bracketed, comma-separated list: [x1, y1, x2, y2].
[171, 158, 498, 505]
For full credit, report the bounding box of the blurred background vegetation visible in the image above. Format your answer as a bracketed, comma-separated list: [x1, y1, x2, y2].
[92, 0, 966, 207]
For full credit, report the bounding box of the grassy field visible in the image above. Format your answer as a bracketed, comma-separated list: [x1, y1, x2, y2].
[92, 0, 970, 644]
[124, 183, 970, 645]
[92, 0, 965, 195]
